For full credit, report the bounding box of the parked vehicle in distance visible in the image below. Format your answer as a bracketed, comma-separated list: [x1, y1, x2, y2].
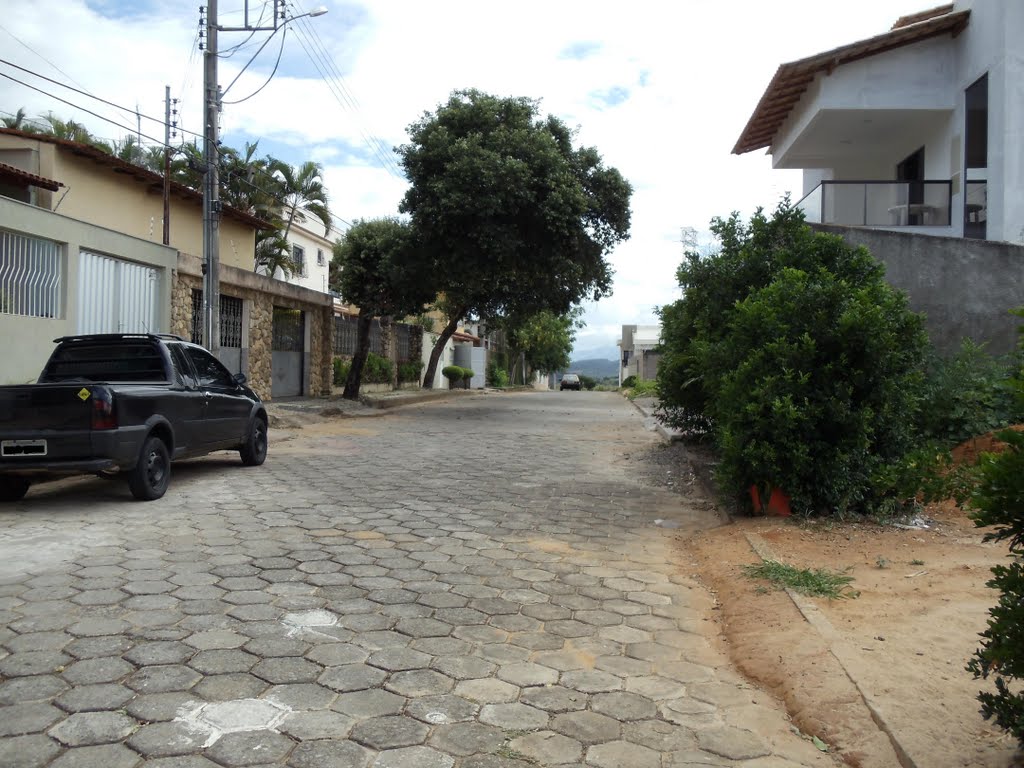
[560, 373, 582, 391]
[0, 334, 268, 502]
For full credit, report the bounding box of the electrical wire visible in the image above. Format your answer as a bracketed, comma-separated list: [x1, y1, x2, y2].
[0, 57, 206, 142]
[219, 0, 271, 59]
[222, 26, 288, 104]
[285, 12, 405, 179]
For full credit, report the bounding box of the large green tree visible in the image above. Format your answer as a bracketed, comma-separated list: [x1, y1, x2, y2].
[397, 89, 632, 388]
[501, 307, 583, 381]
[333, 218, 436, 400]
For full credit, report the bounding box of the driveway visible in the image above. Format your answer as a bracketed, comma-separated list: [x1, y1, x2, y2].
[0, 391, 830, 767]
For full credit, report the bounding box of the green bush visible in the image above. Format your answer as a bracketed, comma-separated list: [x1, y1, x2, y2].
[335, 353, 393, 386]
[578, 374, 597, 390]
[657, 201, 928, 517]
[487, 359, 510, 387]
[917, 339, 1024, 447]
[626, 379, 658, 400]
[442, 365, 463, 388]
[460, 367, 474, 385]
[621, 375, 637, 389]
[968, 310, 1024, 746]
[398, 360, 424, 384]
[332, 357, 349, 387]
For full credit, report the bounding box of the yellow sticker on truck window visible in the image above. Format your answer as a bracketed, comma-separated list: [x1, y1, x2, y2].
[77, 388, 90, 401]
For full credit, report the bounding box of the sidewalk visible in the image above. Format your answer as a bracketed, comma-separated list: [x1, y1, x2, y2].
[265, 386, 508, 424]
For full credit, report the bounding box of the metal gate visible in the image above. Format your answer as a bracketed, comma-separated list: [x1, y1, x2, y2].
[78, 251, 160, 334]
[272, 307, 304, 397]
[190, 289, 244, 373]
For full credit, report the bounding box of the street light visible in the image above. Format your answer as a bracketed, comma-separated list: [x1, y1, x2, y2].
[202, 1, 327, 356]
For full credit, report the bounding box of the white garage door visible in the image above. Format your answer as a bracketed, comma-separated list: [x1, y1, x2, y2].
[78, 250, 160, 335]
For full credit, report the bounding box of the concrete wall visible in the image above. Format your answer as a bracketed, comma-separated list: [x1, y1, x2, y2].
[812, 223, 1024, 354]
[272, 220, 334, 294]
[171, 253, 334, 401]
[0, 196, 177, 385]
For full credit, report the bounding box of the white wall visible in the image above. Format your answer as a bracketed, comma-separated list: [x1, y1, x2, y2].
[273, 221, 334, 294]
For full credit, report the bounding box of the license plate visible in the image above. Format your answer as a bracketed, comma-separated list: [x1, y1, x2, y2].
[1, 439, 47, 457]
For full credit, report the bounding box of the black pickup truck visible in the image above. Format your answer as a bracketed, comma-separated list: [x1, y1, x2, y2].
[0, 334, 268, 502]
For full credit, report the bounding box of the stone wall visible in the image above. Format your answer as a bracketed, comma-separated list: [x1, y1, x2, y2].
[811, 225, 1024, 355]
[171, 253, 334, 401]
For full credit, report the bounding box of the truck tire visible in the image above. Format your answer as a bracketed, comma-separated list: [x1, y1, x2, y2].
[128, 435, 171, 501]
[0, 476, 30, 502]
[240, 416, 268, 466]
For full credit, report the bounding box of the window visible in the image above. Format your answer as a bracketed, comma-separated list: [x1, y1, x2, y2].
[185, 346, 236, 388]
[41, 341, 166, 383]
[167, 344, 196, 388]
[965, 74, 988, 169]
[317, 248, 326, 267]
[1, 229, 62, 318]
[292, 245, 305, 276]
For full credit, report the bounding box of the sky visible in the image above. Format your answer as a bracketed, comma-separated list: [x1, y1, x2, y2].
[1, 0, 933, 359]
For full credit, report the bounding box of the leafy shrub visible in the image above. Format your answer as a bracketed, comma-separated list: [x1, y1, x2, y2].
[442, 365, 463, 388]
[460, 367, 474, 384]
[658, 201, 927, 517]
[398, 360, 424, 384]
[917, 339, 1024, 446]
[332, 357, 348, 387]
[968, 310, 1024, 746]
[578, 374, 597, 390]
[621, 375, 637, 389]
[627, 379, 658, 400]
[487, 359, 510, 387]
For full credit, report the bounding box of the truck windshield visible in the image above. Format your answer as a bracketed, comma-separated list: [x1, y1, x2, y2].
[40, 342, 168, 383]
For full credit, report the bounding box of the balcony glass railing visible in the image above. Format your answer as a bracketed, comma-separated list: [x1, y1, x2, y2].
[964, 180, 986, 240]
[796, 181, 952, 228]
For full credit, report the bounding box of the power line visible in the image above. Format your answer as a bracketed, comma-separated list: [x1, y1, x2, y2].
[0, 57, 206, 143]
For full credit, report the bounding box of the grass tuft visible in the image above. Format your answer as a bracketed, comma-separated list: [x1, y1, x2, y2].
[742, 559, 858, 599]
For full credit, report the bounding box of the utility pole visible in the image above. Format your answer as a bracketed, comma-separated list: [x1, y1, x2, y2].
[163, 85, 171, 246]
[203, 0, 222, 353]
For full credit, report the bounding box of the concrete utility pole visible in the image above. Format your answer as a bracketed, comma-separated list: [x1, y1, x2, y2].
[201, 0, 327, 354]
[163, 85, 171, 246]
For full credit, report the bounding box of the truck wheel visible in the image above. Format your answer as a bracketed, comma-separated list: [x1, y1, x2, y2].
[128, 436, 171, 501]
[240, 416, 268, 466]
[0, 476, 30, 502]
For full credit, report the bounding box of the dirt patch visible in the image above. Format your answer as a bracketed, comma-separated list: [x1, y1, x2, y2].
[686, 501, 1023, 767]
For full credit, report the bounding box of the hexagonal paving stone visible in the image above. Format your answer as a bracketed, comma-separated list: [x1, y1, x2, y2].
[49, 744, 142, 768]
[123, 642, 195, 666]
[367, 648, 432, 672]
[288, 740, 372, 768]
[372, 746, 454, 768]
[587, 739, 661, 768]
[507, 731, 582, 765]
[189, 649, 258, 675]
[550, 711, 621, 745]
[1, 651, 72, 678]
[192, 673, 268, 701]
[305, 643, 369, 667]
[49, 711, 138, 746]
[4, 631, 72, 653]
[386, 669, 454, 698]
[560, 669, 623, 694]
[126, 692, 201, 723]
[625, 675, 687, 701]
[184, 630, 247, 651]
[204, 730, 295, 767]
[251, 657, 322, 684]
[427, 722, 504, 756]
[0, 733, 62, 768]
[242, 637, 310, 658]
[429, 656, 495, 681]
[67, 618, 131, 638]
[623, 719, 697, 752]
[127, 722, 209, 758]
[452, 678, 518, 704]
[394, 618, 452, 638]
[0, 675, 68, 705]
[518, 685, 587, 713]
[0, 703, 64, 737]
[327, 693, 404, 724]
[591, 692, 657, 721]
[404, 694, 479, 725]
[696, 726, 771, 761]
[319, 664, 387, 693]
[279, 710, 354, 740]
[625, 642, 682, 663]
[351, 716, 429, 750]
[55, 683, 134, 713]
[126, 665, 200, 694]
[479, 703, 549, 730]
[262, 683, 337, 711]
[495, 663, 558, 687]
[65, 636, 134, 660]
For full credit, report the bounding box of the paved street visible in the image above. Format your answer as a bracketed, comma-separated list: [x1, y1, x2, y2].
[0, 392, 830, 768]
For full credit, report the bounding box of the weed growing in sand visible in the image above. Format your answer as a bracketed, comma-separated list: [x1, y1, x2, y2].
[742, 559, 858, 599]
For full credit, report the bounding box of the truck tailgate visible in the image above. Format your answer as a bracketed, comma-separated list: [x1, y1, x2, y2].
[0, 385, 96, 459]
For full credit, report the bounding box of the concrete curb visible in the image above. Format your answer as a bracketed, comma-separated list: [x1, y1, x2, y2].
[360, 389, 479, 410]
[744, 532, 918, 768]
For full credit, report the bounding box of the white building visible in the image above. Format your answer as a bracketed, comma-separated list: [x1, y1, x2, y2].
[617, 324, 661, 385]
[273, 218, 335, 295]
[734, 1, 1024, 244]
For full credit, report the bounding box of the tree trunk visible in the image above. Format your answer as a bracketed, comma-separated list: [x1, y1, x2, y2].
[381, 316, 397, 390]
[422, 308, 466, 389]
[342, 311, 373, 400]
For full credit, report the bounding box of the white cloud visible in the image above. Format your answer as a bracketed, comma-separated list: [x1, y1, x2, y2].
[1, 0, 933, 357]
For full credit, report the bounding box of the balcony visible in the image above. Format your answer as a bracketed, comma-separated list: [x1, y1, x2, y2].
[796, 180, 952, 228]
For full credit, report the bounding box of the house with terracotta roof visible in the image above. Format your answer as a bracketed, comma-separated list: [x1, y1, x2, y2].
[734, 1, 1024, 352]
[0, 129, 335, 397]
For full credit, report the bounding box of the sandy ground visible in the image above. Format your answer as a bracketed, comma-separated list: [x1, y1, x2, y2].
[669, 462, 1024, 766]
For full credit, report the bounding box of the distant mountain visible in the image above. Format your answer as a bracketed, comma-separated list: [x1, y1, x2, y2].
[569, 358, 618, 379]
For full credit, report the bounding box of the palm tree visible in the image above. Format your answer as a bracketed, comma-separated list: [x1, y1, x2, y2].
[270, 159, 331, 238]
[114, 135, 146, 166]
[2, 107, 29, 130]
[254, 230, 293, 278]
